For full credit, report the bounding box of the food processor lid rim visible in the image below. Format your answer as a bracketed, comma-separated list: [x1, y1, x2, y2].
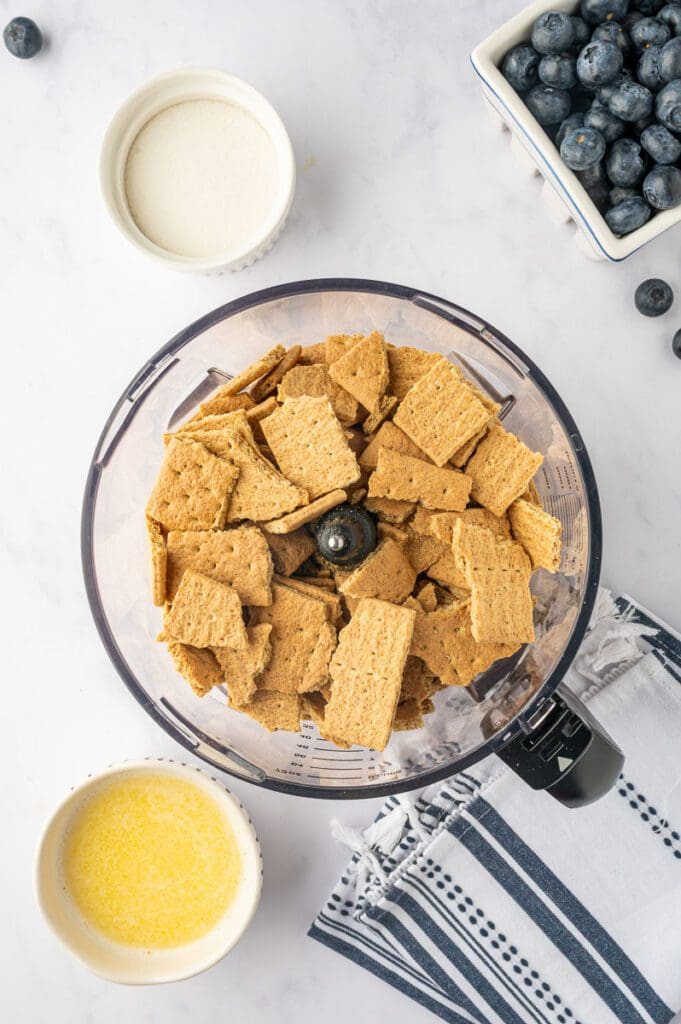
[81, 277, 603, 799]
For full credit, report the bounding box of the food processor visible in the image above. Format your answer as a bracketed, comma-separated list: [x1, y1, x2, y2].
[82, 278, 622, 806]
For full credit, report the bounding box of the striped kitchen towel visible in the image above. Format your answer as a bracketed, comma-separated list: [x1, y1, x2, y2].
[310, 591, 681, 1024]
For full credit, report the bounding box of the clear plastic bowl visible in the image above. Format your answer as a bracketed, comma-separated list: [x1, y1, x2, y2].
[82, 279, 601, 798]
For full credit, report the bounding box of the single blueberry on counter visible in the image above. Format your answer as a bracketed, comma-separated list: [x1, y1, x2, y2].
[640, 122, 681, 161]
[560, 125, 606, 168]
[638, 45, 666, 90]
[609, 186, 639, 204]
[655, 77, 681, 128]
[570, 16, 592, 53]
[606, 137, 647, 185]
[659, 36, 681, 80]
[592, 21, 631, 53]
[539, 52, 578, 88]
[643, 163, 681, 207]
[605, 195, 652, 233]
[584, 99, 626, 139]
[3, 16, 42, 58]
[502, 44, 541, 93]
[526, 83, 572, 124]
[532, 11, 575, 54]
[556, 111, 586, 147]
[608, 78, 654, 120]
[630, 16, 671, 51]
[658, 4, 681, 35]
[577, 39, 624, 87]
[580, 0, 630, 25]
[672, 328, 681, 359]
[634, 278, 674, 316]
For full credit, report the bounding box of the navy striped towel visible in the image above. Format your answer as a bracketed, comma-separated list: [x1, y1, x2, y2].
[310, 591, 681, 1024]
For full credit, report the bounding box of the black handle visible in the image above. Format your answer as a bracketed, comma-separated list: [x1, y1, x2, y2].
[495, 683, 624, 809]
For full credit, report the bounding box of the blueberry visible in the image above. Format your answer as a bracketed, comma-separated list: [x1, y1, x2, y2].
[592, 21, 631, 52]
[560, 125, 607, 168]
[655, 76, 681, 127]
[658, 4, 681, 35]
[634, 278, 674, 315]
[624, 11, 645, 31]
[580, 0, 630, 25]
[502, 44, 541, 93]
[635, 0, 666, 14]
[638, 44, 666, 89]
[630, 16, 671, 52]
[539, 52, 578, 87]
[570, 16, 592, 53]
[605, 195, 652, 232]
[584, 98, 626, 138]
[3, 16, 42, 58]
[640, 121, 681, 159]
[609, 185, 640, 203]
[532, 11, 575, 54]
[606, 137, 647, 184]
[526, 84, 572, 124]
[577, 40, 624, 86]
[607, 78, 654, 118]
[556, 111, 586, 147]
[672, 328, 681, 358]
[658, 35, 681, 79]
[643, 163, 681, 206]
[596, 69, 632, 102]
[578, 160, 611, 208]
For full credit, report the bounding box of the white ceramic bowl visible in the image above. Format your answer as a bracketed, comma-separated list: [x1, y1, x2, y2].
[35, 759, 262, 984]
[100, 68, 296, 273]
[471, 0, 681, 262]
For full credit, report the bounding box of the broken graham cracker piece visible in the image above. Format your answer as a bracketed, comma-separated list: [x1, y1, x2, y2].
[399, 655, 439, 702]
[324, 598, 416, 750]
[324, 332, 363, 364]
[466, 423, 543, 518]
[278, 364, 360, 425]
[453, 521, 535, 645]
[246, 396, 279, 424]
[520, 478, 543, 508]
[213, 623, 273, 706]
[216, 344, 286, 397]
[298, 341, 327, 365]
[428, 508, 511, 547]
[164, 570, 248, 649]
[262, 489, 346, 534]
[368, 448, 472, 512]
[260, 396, 360, 499]
[359, 420, 432, 470]
[508, 499, 562, 573]
[362, 395, 397, 435]
[165, 526, 273, 604]
[410, 600, 520, 687]
[364, 495, 416, 524]
[387, 346, 441, 400]
[274, 574, 343, 623]
[184, 391, 255, 424]
[231, 690, 301, 733]
[167, 641, 224, 697]
[377, 522, 409, 546]
[266, 528, 316, 576]
[450, 425, 488, 468]
[327, 331, 389, 413]
[339, 539, 417, 604]
[393, 357, 490, 467]
[415, 581, 439, 613]
[146, 436, 239, 532]
[250, 582, 337, 693]
[146, 516, 167, 606]
[250, 344, 301, 402]
[402, 526, 443, 574]
[393, 698, 425, 732]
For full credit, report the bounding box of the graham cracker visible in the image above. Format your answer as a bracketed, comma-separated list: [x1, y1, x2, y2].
[250, 344, 301, 402]
[453, 522, 535, 644]
[146, 436, 239, 532]
[262, 488, 346, 534]
[231, 689, 301, 732]
[339, 538, 416, 604]
[166, 526, 273, 605]
[324, 598, 416, 750]
[260, 396, 360, 499]
[218, 344, 286, 397]
[165, 570, 248, 649]
[403, 527, 443, 574]
[213, 623, 273, 706]
[266, 528, 316, 576]
[415, 581, 439, 613]
[362, 395, 397, 434]
[298, 576, 337, 590]
[364, 495, 416, 524]
[327, 332, 389, 412]
[228, 433, 309, 523]
[452, 367, 501, 418]
[250, 582, 336, 693]
[299, 342, 327, 365]
[387, 346, 441, 400]
[466, 423, 544, 517]
[393, 358, 490, 466]
[368, 449, 472, 511]
[393, 699, 424, 732]
[349, 487, 367, 505]
[399, 655, 439, 702]
[520, 478, 543, 508]
[344, 428, 367, 456]
[359, 420, 431, 470]
[175, 408, 256, 447]
[146, 516, 167, 606]
[410, 600, 519, 687]
[278, 363, 360, 425]
[450, 425, 488, 468]
[426, 551, 468, 591]
[184, 391, 254, 424]
[325, 333, 363, 364]
[428, 508, 511, 547]
[274, 574, 343, 623]
[246, 396, 279, 424]
[508, 499, 562, 573]
[167, 640, 223, 697]
[377, 522, 409, 546]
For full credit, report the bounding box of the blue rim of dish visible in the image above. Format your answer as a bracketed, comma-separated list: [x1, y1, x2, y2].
[81, 277, 603, 800]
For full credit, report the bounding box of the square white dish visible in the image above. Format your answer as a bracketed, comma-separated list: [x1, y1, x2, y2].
[470, 0, 681, 262]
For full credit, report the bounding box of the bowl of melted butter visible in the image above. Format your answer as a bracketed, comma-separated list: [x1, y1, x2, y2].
[35, 760, 262, 983]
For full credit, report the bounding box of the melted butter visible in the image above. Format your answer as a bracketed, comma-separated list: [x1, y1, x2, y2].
[62, 772, 241, 949]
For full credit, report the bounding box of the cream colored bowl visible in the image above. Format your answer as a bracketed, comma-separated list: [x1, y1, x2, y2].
[35, 759, 262, 984]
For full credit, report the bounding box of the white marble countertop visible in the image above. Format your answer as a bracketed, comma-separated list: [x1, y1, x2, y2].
[3, 0, 680, 1021]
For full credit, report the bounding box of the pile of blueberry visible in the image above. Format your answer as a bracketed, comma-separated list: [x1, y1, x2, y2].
[501, 0, 681, 236]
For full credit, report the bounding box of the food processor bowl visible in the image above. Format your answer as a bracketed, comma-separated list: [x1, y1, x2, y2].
[82, 279, 613, 802]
